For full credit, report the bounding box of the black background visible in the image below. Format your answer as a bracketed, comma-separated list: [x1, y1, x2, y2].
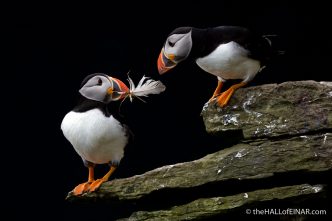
[12, 2, 332, 220]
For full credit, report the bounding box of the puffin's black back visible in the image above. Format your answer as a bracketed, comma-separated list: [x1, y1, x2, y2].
[203, 26, 252, 56]
[191, 26, 275, 66]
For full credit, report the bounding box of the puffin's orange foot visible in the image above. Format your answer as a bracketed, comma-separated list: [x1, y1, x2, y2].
[215, 82, 247, 107]
[209, 80, 224, 103]
[73, 182, 92, 195]
[216, 90, 232, 107]
[88, 179, 107, 192]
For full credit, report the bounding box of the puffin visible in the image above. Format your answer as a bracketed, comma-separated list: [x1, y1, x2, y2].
[157, 26, 275, 107]
[61, 73, 131, 195]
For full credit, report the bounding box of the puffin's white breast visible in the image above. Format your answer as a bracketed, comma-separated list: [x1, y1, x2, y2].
[196, 41, 261, 82]
[61, 109, 127, 164]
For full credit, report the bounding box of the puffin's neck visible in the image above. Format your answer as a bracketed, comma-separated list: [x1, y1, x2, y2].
[189, 28, 208, 59]
[73, 96, 110, 117]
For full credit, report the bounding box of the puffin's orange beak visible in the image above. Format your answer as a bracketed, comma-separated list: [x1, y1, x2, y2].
[108, 77, 130, 101]
[157, 49, 177, 75]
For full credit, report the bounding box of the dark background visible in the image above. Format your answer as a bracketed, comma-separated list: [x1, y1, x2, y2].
[12, 2, 331, 220]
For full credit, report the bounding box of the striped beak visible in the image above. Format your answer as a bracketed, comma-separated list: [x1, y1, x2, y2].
[107, 77, 130, 101]
[157, 48, 177, 75]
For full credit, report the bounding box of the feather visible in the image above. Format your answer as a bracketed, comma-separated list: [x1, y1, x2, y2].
[127, 75, 166, 101]
[127, 76, 136, 92]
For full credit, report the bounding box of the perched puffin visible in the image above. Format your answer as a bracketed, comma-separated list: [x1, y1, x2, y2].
[61, 74, 130, 195]
[157, 26, 275, 106]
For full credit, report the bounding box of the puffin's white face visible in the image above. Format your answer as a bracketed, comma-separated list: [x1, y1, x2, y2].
[79, 75, 129, 103]
[158, 30, 192, 74]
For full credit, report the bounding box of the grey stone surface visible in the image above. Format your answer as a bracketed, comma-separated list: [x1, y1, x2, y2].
[201, 81, 332, 139]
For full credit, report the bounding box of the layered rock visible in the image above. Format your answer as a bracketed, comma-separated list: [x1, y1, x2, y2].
[67, 81, 332, 221]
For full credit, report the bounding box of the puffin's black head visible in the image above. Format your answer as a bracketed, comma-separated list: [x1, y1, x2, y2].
[157, 27, 193, 74]
[79, 74, 129, 103]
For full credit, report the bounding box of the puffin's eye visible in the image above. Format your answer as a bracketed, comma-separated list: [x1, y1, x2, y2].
[168, 41, 175, 47]
[97, 78, 102, 86]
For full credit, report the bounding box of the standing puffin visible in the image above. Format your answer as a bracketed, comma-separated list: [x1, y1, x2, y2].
[61, 74, 131, 195]
[157, 26, 275, 107]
